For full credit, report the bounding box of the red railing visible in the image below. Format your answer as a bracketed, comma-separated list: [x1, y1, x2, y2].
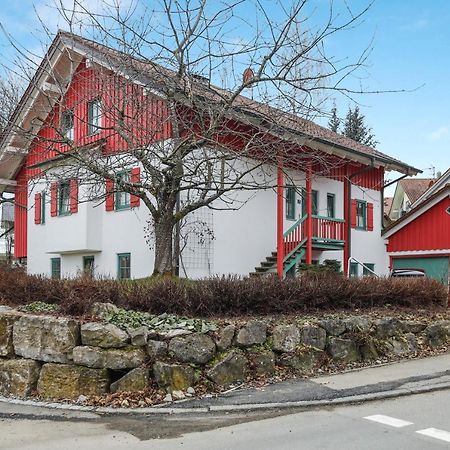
[312, 216, 345, 241]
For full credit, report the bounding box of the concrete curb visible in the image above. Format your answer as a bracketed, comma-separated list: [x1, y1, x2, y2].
[1, 380, 450, 416]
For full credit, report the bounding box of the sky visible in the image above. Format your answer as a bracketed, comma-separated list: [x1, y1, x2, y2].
[0, 0, 448, 191]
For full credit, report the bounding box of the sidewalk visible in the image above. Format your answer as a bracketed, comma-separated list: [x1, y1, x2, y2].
[1, 353, 449, 416]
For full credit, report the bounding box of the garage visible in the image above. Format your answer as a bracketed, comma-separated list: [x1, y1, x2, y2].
[392, 256, 449, 285]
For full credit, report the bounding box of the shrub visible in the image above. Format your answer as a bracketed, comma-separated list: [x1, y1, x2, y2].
[0, 266, 447, 318]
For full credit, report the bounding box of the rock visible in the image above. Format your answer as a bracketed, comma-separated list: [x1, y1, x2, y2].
[13, 315, 80, 363]
[328, 337, 360, 363]
[168, 333, 216, 364]
[318, 318, 346, 336]
[153, 361, 195, 391]
[216, 325, 236, 352]
[88, 302, 119, 320]
[73, 346, 147, 369]
[0, 309, 22, 357]
[110, 368, 149, 393]
[172, 390, 186, 400]
[278, 348, 324, 372]
[147, 340, 168, 359]
[360, 338, 379, 361]
[389, 333, 418, 356]
[253, 351, 276, 376]
[425, 321, 450, 348]
[163, 393, 173, 402]
[186, 386, 195, 395]
[37, 363, 109, 399]
[374, 318, 402, 339]
[81, 322, 129, 348]
[235, 320, 267, 347]
[77, 394, 88, 403]
[207, 352, 248, 386]
[272, 324, 300, 353]
[0, 359, 41, 397]
[301, 325, 327, 350]
[128, 326, 149, 346]
[343, 316, 372, 333]
[156, 329, 192, 340]
[401, 321, 427, 334]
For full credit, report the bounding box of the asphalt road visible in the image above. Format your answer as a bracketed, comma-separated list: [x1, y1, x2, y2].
[1, 389, 450, 449]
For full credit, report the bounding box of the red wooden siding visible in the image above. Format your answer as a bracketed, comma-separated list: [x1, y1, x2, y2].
[14, 167, 28, 258]
[387, 197, 450, 252]
[325, 164, 384, 191]
[130, 167, 140, 208]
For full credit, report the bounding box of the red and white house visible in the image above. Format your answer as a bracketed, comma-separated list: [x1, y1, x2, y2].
[383, 171, 450, 286]
[0, 32, 419, 280]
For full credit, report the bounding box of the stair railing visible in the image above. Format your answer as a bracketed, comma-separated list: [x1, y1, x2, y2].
[283, 214, 307, 260]
[347, 256, 378, 278]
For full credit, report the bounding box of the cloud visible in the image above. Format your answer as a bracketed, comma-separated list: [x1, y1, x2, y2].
[429, 126, 449, 141]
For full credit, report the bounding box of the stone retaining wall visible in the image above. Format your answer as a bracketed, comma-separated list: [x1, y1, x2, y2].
[0, 304, 449, 402]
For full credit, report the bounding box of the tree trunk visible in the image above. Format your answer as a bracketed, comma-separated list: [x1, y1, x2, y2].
[153, 216, 175, 276]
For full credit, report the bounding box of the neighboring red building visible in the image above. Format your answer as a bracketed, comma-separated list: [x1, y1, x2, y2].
[383, 184, 450, 285]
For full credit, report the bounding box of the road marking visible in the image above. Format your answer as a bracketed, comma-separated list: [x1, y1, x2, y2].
[416, 428, 450, 443]
[363, 415, 414, 428]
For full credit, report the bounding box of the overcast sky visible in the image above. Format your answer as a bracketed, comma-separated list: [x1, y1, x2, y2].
[0, 0, 448, 189]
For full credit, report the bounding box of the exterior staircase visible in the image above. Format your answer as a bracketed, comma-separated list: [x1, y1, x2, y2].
[250, 245, 306, 277]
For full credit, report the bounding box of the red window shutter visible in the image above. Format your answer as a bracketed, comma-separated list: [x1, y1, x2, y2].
[50, 183, 58, 217]
[34, 193, 42, 224]
[105, 179, 115, 211]
[130, 167, 140, 208]
[367, 202, 374, 231]
[351, 199, 357, 229]
[70, 179, 78, 213]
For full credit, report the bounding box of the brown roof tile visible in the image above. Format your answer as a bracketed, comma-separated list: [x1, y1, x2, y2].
[400, 178, 435, 204]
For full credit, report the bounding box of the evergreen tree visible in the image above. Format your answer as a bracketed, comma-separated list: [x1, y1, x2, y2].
[328, 105, 341, 133]
[343, 106, 378, 148]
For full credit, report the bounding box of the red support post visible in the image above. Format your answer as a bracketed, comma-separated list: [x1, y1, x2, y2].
[277, 163, 284, 279]
[306, 162, 313, 264]
[343, 165, 350, 276]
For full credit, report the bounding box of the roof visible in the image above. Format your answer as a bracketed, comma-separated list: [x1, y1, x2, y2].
[383, 183, 450, 237]
[411, 168, 450, 208]
[400, 178, 435, 204]
[0, 31, 421, 180]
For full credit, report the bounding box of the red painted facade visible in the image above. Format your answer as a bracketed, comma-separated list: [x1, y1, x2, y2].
[387, 197, 450, 252]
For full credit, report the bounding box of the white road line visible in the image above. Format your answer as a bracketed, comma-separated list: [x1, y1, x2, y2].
[416, 428, 450, 443]
[363, 415, 414, 428]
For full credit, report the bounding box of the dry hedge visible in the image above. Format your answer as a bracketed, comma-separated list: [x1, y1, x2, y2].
[0, 266, 447, 317]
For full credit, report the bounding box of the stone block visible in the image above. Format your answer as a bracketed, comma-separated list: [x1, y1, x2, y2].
[81, 322, 129, 348]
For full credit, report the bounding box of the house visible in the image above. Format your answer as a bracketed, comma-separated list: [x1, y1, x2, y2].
[388, 178, 435, 220]
[0, 32, 419, 280]
[383, 180, 450, 285]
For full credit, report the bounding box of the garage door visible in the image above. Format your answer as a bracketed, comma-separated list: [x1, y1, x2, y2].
[393, 257, 449, 285]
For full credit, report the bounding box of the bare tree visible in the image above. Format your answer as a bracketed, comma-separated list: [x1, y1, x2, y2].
[3, 0, 378, 275]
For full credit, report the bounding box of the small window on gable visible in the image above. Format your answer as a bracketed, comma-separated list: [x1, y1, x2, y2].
[285, 186, 296, 220]
[117, 253, 131, 279]
[115, 171, 131, 210]
[61, 110, 74, 141]
[87, 98, 102, 134]
[356, 200, 367, 230]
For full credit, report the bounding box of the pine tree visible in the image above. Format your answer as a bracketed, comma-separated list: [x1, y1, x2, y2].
[343, 106, 378, 148]
[328, 105, 341, 133]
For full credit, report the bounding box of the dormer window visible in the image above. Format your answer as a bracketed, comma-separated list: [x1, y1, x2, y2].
[61, 110, 74, 141]
[87, 98, 102, 134]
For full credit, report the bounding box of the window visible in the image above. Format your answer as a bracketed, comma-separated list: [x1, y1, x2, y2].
[327, 193, 335, 218]
[302, 189, 318, 216]
[83, 256, 95, 277]
[115, 171, 131, 210]
[349, 262, 359, 278]
[117, 253, 131, 279]
[41, 191, 46, 224]
[51, 258, 61, 279]
[285, 186, 296, 220]
[58, 181, 71, 215]
[363, 263, 375, 276]
[356, 200, 367, 229]
[87, 98, 102, 134]
[61, 110, 74, 141]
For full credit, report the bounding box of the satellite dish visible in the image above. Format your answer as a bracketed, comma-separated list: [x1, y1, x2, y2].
[243, 68, 254, 85]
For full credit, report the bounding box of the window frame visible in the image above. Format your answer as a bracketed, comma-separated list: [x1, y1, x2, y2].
[83, 255, 95, 277]
[87, 98, 102, 135]
[285, 186, 296, 220]
[356, 200, 367, 230]
[115, 171, 131, 210]
[349, 262, 359, 278]
[117, 253, 131, 280]
[302, 189, 319, 217]
[41, 191, 46, 224]
[326, 193, 335, 218]
[57, 181, 71, 216]
[363, 263, 375, 276]
[51, 257, 61, 280]
[61, 109, 74, 141]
